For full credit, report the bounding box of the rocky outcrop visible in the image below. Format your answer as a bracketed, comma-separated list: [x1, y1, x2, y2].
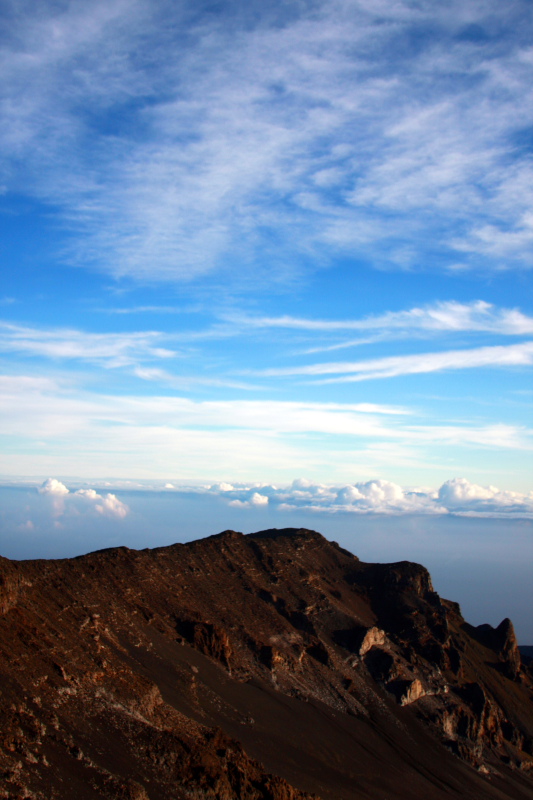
[1, 528, 532, 800]
[472, 618, 522, 679]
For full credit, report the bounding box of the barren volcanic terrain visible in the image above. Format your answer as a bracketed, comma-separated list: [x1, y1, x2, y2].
[1, 527, 533, 799]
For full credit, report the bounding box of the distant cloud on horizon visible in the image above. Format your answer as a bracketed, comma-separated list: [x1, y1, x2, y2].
[5, 476, 533, 523]
[204, 477, 533, 518]
[36, 478, 129, 522]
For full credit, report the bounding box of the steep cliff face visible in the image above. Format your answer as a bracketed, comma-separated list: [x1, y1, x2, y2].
[1, 528, 532, 800]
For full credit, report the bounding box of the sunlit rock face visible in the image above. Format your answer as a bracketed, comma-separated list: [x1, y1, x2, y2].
[1, 528, 533, 800]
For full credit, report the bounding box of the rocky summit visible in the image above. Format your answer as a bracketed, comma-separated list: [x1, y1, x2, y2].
[1, 528, 533, 800]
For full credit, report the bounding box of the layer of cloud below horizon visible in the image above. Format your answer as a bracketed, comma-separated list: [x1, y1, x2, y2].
[6, 478, 533, 534]
[209, 476, 533, 518]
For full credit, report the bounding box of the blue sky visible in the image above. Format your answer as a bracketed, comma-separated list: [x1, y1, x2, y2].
[1, 0, 533, 582]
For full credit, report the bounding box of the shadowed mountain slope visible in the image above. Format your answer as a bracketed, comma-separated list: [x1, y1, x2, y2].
[1, 527, 533, 799]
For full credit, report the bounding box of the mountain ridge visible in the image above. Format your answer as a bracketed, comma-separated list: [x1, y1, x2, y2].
[1, 527, 533, 799]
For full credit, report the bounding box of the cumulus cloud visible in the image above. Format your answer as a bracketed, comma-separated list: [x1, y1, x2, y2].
[94, 492, 129, 519]
[205, 477, 533, 518]
[37, 479, 129, 520]
[229, 492, 269, 508]
[38, 478, 69, 496]
[437, 478, 532, 514]
[38, 478, 71, 516]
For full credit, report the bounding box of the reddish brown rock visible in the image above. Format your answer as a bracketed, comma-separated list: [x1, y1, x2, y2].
[0, 528, 532, 799]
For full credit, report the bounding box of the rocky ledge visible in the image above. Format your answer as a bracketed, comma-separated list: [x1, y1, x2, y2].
[1, 528, 533, 799]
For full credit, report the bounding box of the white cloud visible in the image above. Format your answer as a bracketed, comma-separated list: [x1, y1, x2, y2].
[211, 482, 235, 492]
[38, 477, 69, 496]
[437, 477, 532, 513]
[229, 301, 533, 336]
[133, 365, 259, 391]
[73, 488, 129, 518]
[38, 478, 71, 517]
[2, 303, 532, 400]
[2, 1, 533, 281]
[94, 492, 129, 519]
[36, 479, 129, 520]
[250, 492, 269, 506]
[207, 477, 533, 518]
[1, 377, 531, 486]
[0, 322, 175, 368]
[229, 491, 269, 508]
[0, 375, 59, 394]
[258, 341, 533, 382]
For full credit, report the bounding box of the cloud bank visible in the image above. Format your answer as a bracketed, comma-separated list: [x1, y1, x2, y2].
[205, 477, 533, 518]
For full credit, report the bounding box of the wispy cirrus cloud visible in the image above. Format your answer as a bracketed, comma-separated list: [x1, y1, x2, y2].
[3, 302, 532, 381]
[230, 301, 533, 335]
[132, 366, 260, 391]
[257, 341, 533, 383]
[0, 321, 176, 367]
[2, 1, 533, 283]
[106, 306, 191, 315]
